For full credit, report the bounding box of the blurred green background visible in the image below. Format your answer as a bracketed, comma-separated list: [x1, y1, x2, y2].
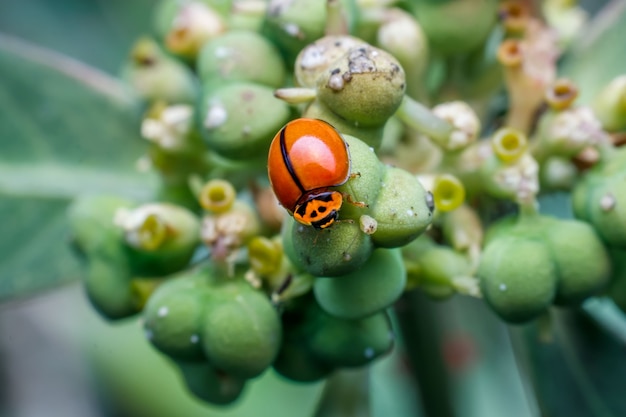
[1, 0, 625, 416]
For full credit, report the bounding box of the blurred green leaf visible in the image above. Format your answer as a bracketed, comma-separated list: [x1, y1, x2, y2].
[0, 0, 155, 74]
[0, 34, 157, 300]
[562, 0, 626, 103]
[511, 308, 626, 417]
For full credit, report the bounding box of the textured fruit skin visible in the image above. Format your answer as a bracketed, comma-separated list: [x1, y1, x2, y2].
[201, 282, 282, 379]
[544, 220, 611, 306]
[314, 248, 406, 319]
[268, 118, 350, 221]
[479, 236, 557, 324]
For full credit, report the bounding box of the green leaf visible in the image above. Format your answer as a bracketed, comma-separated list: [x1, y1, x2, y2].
[561, 0, 626, 103]
[511, 307, 626, 417]
[0, 0, 155, 73]
[0, 34, 157, 300]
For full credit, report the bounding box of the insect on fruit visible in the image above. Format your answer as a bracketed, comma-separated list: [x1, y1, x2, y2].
[268, 118, 356, 229]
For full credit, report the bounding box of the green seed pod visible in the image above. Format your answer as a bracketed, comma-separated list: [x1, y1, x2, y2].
[263, 0, 328, 64]
[315, 45, 406, 128]
[121, 37, 198, 104]
[478, 236, 557, 324]
[175, 360, 246, 405]
[412, 0, 498, 56]
[368, 167, 433, 248]
[407, 238, 473, 300]
[314, 248, 405, 320]
[116, 203, 201, 276]
[201, 282, 281, 378]
[282, 216, 374, 277]
[377, 8, 428, 101]
[573, 171, 626, 248]
[154, 0, 227, 59]
[334, 134, 386, 219]
[294, 35, 368, 88]
[143, 270, 211, 361]
[84, 252, 136, 320]
[543, 219, 611, 306]
[592, 75, 626, 132]
[69, 195, 138, 320]
[199, 82, 292, 160]
[68, 195, 135, 257]
[273, 301, 335, 382]
[197, 30, 286, 88]
[308, 310, 394, 368]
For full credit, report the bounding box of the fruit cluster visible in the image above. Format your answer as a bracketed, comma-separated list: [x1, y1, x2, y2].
[68, 0, 626, 406]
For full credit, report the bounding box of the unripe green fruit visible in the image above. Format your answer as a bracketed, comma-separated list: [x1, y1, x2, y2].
[273, 306, 335, 382]
[316, 45, 406, 128]
[314, 248, 406, 319]
[412, 0, 498, 55]
[85, 253, 135, 320]
[199, 82, 292, 160]
[175, 360, 246, 405]
[201, 283, 281, 379]
[283, 216, 374, 277]
[143, 271, 210, 360]
[334, 134, 385, 219]
[416, 244, 472, 300]
[543, 219, 611, 305]
[479, 236, 557, 324]
[122, 204, 201, 276]
[263, 0, 328, 63]
[122, 37, 198, 104]
[295, 35, 369, 88]
[368, 167, 433, 248]
[573, 172, 626, 249]
[308, 310, 394, 367]
[197, 31, 286, 88]
[68, 195, 134, 256]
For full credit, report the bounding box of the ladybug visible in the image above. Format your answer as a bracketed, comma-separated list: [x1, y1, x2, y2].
[268, 118, 352, 229]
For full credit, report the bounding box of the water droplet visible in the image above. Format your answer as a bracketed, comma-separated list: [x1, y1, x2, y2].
[364, 347, 374, 358]
[406, 209, 414, 217]
[190, 334, 199, 344]
[145, 329, 154, 340]
[499, 283, 507, 291]
[600, 193, 616, 212]
[343, 252, 352, 262]
[158, 306, 169, 318]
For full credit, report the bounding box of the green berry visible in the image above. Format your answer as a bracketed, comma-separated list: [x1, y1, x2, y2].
[314, 248, 405, 319]
[315, 45, 406, 128]
[175, 360, 246, 405]
[368, 166, 433, 248]
[543, 219, 611, 306]
[283, 216, 374, 277]
[308, 310, 394, 367]
[199, 82, 292, 160]
[478, 236, 557, 324]
[143, 270, 210, 361]
[201, 281, 281, 379]
[197, 30, 286, 88]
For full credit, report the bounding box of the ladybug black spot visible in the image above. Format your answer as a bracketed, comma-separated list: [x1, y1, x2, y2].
[310, 210, 318, 218]
[318, 206, 327, 213]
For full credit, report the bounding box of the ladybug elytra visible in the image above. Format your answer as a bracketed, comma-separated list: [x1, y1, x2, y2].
[268, 118, 351, 229]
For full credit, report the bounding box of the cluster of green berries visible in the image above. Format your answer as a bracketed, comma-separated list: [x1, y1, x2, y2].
[69, 0, 626, 406]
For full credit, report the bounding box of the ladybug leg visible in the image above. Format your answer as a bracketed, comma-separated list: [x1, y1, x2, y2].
[349, 172, 362, 180]
[342, 192, 368, 208]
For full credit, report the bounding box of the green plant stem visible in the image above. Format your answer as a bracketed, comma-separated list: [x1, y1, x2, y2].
[314, 368, 370, 417]
[394, 290, 455, 417]
[395, 96, 455, 147]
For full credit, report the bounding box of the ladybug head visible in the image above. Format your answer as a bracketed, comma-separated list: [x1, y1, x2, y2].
[293, 191, 343, 230]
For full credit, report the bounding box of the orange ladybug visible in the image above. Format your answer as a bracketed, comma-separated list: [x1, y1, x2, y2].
[268, 118, 351, 229]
